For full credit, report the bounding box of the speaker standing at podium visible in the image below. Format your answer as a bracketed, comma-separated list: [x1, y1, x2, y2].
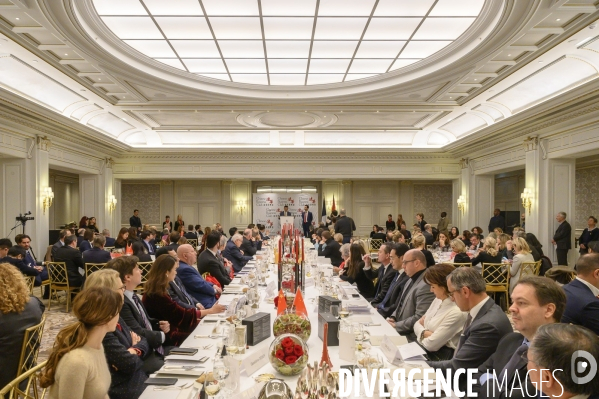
[301, 205, 313, 238]
[279, 205, 292, 216]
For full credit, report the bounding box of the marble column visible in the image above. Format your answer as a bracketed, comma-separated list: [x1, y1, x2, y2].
[24, 136, 50, 256]
[460, 158, 494, 232]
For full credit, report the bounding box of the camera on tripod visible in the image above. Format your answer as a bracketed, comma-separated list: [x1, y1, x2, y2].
[16, 211, 34, 223]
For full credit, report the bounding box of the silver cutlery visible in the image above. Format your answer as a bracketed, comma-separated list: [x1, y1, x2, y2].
[163, 365, 204, 370]
[153, 382, 194, 391]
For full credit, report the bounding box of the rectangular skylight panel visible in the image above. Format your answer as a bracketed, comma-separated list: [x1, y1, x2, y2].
[101, 17, 163, 39]
[400, 41, 451, 58]
[268, 59, 308, 73]
[155, 17, 213, 39]
[183, 58, 228, 73]
[170, 40, 221, 57]
[318, 0, 376, 16]
[269, 74, 306, 85]
[364, 18, 421, 40]
[311, 41, 358, 58]
[308, 59, 351, 73]
[412, 18, 475, 40]
[345, 74, 376, 81]
[348, 59, 393, 73]
[143, 0, 203, 15]
[124, 40, 176, 57]
[307, 74, 344, 84]
[202, 0, 259, 16]
[218, 40, 264, 58]
[374, 0, 435, 16]
[389, 58, 419, 71]
[314, 18, 368, 40]
[263, 17, 314, 39]
[355, 41, 406, 58]
[93, 0, 147, 15]
[225, 59, 267, 73]
[210, 17, 262, 39]
[155, 58, 186, 70]
[265, 41, 311, 58]
[429, 0, 484, 16]
[261, 0, 317, 16]
[231, 74, 268, 84]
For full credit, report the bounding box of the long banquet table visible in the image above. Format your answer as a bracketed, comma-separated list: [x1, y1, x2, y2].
[140, 242, 449, 399]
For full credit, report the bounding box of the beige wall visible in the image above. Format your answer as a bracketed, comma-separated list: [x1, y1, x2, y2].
[575, 165, 599, 230]
[49, 170, 79, 229]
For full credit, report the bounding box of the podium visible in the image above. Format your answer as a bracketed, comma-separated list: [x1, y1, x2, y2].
[280, 216, 294, 234]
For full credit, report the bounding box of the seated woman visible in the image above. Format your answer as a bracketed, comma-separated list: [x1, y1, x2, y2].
[413, 264, 467, 361]
[469, 237, 503, 271]
[131, 241, 152, 262]
[0, 263, 45, 388]
[334, 243, 351, 275]
[333, 233, 344, 246]
[41, 286, 121, 399]
[339, 243, 375, 299]
[114, 227, 129, 249]
[432, 232, 451, 252]
[87, 217, 100, 234]
[143, 254, 201, 346]
[127, 227, 140, 246]
[85, 270, 150, 399]
[460, 230, 472, 247]
[369, 225, 378, 239]
[525, 233, 544, 260]
[411, 234, 435, 267]
[508, 237, 535, 293]
[450, 239, 471, 264]
[78, 229, 94, 253]
[448, 226, 460, 241]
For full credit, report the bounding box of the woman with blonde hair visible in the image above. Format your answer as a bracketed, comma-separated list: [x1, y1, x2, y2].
[508, 237, 534, 293]
[411, 234, 435, 267]
[333, 233, 344, 245]
[41, 286, 122, 399]
[0, 263, 45, 388]
[469, 237, 503, 268]
[174, 215, 185, 233]
[450, 239, 470, 264]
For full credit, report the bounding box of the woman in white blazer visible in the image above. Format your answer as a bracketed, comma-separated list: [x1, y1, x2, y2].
[413, 263, 467, 361]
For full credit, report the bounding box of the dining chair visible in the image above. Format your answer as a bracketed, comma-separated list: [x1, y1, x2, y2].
[46, 262, 79, 312]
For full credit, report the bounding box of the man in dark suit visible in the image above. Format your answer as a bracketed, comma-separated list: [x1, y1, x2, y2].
[82, 235, 112, 264]
[488, 208, 506, 233]
[473, 276, 566, 398]
[317, 231, 342, 266]
[198, 231, 232, 287]
[129, 209, 142, 231]
[552, 211, 572, 265]
[222, 233, 252, 273]
[184, 224, 198, 240]
[374, 244, 411, 317]
[364, 243, 396, 304]
[387, 250, 435, 336]
[371, 226, 386, 241]
[280, 205, 292, 216]
[140, 231, 155, 255]
[427, 267, 512, 373]
[1, 245, 41, 278]
[416, 213, 427, 232]
[469, 234, 483, 251]
[53, 235, 85, 287]
[14, 234, 49, 286]
[561, 253, 599, 334]
[334, 209, 356, 244]
[51, 228, 72, 260]
[239, 229, 257, 257]
[301, 205, 313, 238]
[423, 224, 434, 246]
[102, 228, 116, 247]
[177, 244, 226, 310]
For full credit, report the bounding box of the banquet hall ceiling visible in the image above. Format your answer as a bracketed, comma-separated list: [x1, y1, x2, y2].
[0, 0, 598, 150]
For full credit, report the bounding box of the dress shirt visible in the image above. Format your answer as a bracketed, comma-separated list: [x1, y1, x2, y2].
[208, 248, 218, 258]
[124, 290, 165, 343]
[413, 297, 467, 351]
[469, 296, 491, 320]
[576, 276, 599, 297]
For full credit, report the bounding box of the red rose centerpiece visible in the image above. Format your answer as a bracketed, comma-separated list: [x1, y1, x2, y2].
[269, 334, 309, 376]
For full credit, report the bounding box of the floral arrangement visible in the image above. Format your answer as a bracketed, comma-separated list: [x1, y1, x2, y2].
[273, 312, 311, 341]
[269, 334, 309, 376]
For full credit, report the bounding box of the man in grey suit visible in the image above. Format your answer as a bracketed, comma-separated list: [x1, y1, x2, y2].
[386, 249, 435, 336]
[427, 267, 512, 374]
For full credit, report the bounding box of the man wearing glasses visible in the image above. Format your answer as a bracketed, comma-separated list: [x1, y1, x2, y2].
[374, 243, 411, 318]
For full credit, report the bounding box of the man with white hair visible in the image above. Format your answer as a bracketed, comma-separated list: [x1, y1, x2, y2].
[176, 244, 224, 309]
[222, 233, 252, 273]
[240, 228, 257, 256]
[334, 209, 356, 244]
[552, 211, 572, 266]
[102, 228, 116, 247]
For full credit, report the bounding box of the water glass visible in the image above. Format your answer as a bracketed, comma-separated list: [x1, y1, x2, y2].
[330, 305, 339, 319]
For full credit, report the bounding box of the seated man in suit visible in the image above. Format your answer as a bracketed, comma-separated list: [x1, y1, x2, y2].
[198, 231, 231, 287]
[469, 234, 483, 251]
[386, 249, 435, 336]
[422, 224, 434, 246]
[280, 205, 291, 216]
[239, 228, 257, 257]
[364, 243, 396, 304]
[561, 253, 599, 334]
[1, 245, 41, 278]
[15, 234, 48, 280]
[317, 231, 343, 266]
[53, 235, 85, 288]
[184, 224, 197, 240]
[102, 228, 116, 247]
[222, 233, 252, 273]
[176, 244, 226, 312]
[51, 228, 72, 260]
[373, 243, 411, 317]
[371, 226, 387, 241]
[140, 231, 155, 255]
[427, 267, 512, 374]
[106, 256, 169, 373]
[82, 235, 112, 264]
[473, 276, 566, 398]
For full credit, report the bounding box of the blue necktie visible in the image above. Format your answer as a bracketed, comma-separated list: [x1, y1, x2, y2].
[378, 272, 399, 309]
[26, 252, 35, 267]
[375, 266, 385, 297]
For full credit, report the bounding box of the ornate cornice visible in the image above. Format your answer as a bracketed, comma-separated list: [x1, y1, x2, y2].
[459, 158, 469, 169]
[523, 136, 538, 152]
[36, 135, 51, 152]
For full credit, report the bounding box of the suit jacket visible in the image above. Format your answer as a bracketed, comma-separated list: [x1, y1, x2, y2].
[105, 236, 116, 247]
[129, 215, 142, 229]
[184, 231, 197, 240]
[371, 232, 387, 241]
[176, 261, 217, 308]
[239, 237, 257, 257]
[317, 238, 342, 266]
[423, 231, 434, 246]
[473, 332, 536, 399]
[393, 271, 435, 335]
[222, 240, 252, 273]
[579, 227, 599, 253]
[0, 256, 39, 277]
[103, 318, 148, 399]
[53, 245, 85, 287]
[141, 240, 154, 255]
[82, 247, 112, 264]
[334, 216, 356, 238]
[0, 296, 44, 388]
[488, 215, 506, 233]
[428, 297, 512, 372]
[301, 211, 313, 225]
[198, 250, 231, 287]
[24, 250, 42, 267]
[121, 294, 163, 349]
[437, 218, 449, 234]
[50, 240, 64, 260]
[385, 221, 396, 231]
[168, 276, 199, 309]
[365, 263, 396, 303]
[142, 293, 199, 346]
[561, 279, 599, 335]
[78, 240, 92, 253]
[280, 211, 292, 216]
[376, 271, 410, 317]
[553, 220, 572, 250]
[418, 220, 427, 231]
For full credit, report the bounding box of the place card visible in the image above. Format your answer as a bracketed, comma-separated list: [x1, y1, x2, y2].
[338, 330, 356, 362]
[380, 335, 402, 366]
[241, 348, 269, 376]
[265, 280, 276, 297]
[397, 342, 427, 360]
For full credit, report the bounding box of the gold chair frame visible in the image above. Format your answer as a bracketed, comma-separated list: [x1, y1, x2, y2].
[84, 263, 106, 277]
[482, 263, 510, 311]
[16, 316, 46, 379]
[136, 261, 154, 293]
[24, 276, 35, 295]
[369, 239, 383, 253]
[520, 261, 541, 278]
[46, 262, 79, 312]
[186, 239, 198, 249]
[0, 361, 47, 399]
[452, 263, 472, 268]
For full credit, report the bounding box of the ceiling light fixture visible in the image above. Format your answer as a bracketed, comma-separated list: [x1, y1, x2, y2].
[507, 54, 511, 56]
[64, 53, 68, 55]
[577, 37, 593, 46]
[556, 19, 561, 21]
[15, 18, 19, 20]
[474, 79, 477, 81]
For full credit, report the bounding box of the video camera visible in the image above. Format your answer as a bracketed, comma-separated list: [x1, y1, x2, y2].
[16, 211, 34, 223]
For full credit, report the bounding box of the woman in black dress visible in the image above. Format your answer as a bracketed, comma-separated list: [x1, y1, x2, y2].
[339, 243, 375, 299]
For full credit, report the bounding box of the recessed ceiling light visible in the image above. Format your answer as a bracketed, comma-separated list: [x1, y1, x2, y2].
[449, 97, 453, 99]
[98, 78, 101, 80]
[64, 53, 68, 55]
[340, 110, 343, 113]
[32, 60, 38, 63]
[474, 79, 477, 81]
[376, 110, 379, 113]
[556, 19, 561, 21]
[15, 18, 19, 20]
[507, 54, 511, 56]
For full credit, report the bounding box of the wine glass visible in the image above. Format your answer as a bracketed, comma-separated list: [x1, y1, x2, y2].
[222, 355, 239, 395]
[225, 328, 239, 355]
[203, 372, 221, 399]
[213, 356, 229, 393]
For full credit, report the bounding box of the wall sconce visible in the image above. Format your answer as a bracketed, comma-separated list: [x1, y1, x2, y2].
[42, 187, 54, 215]
[521, 188, 533, 214]
[237, 200, 246, 215]
[457, 195, 466, 214]
[108, 194, 117, 213]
